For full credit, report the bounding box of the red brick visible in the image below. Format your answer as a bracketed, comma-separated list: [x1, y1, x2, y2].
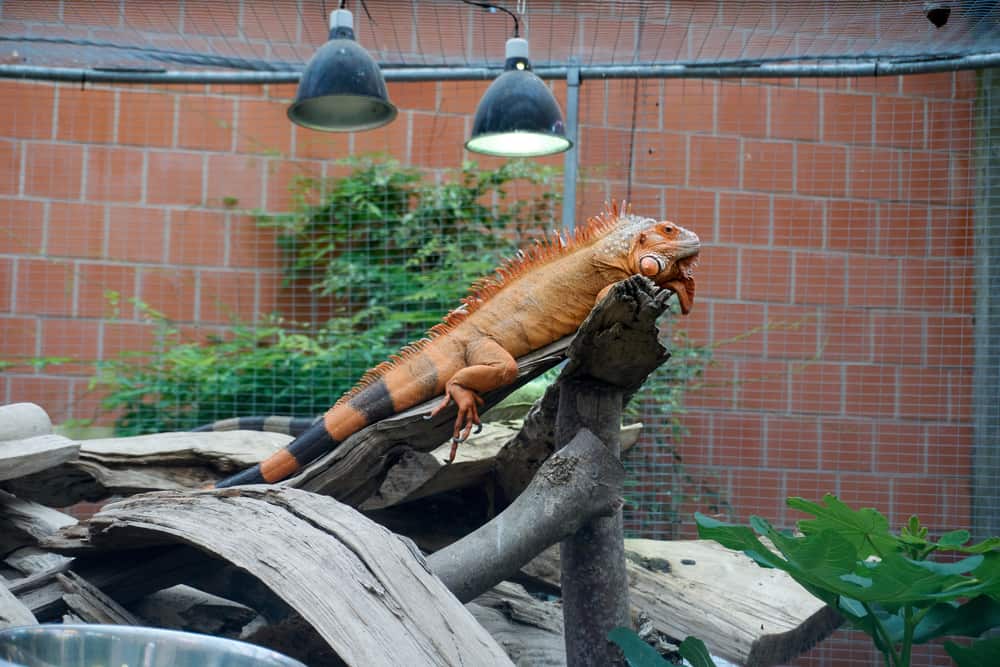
[146, 152, 205, 207]
[892, 478, 946, 528]
[76, 263, 138, 319]
[684, 360, 735, 411]
[951, 154, 974, 207]
[0, 258, 10, 313]
[0, 316, 38, 370]
[0, 82, 55, 139]
[877, 202, 929, 256]
[241, 0, 294, 40]
[664, 188, 716, 240]
[797, 144, 847, 198]
[86, 146, 144, 203]
[354, 1, 416, 59]
[827, 200, 877, 253]
[713, 412, 764, 468]
[24, 143, 84, 200]
[793, 252, 849, 306]
[199, 269, 259, 324]
[47, 202, 105, 259]
[874, 422, 925, 475]
[820, 308, 872, 363]
[138, 267, 197, 322]
[717, 82, 767, 138]
[927, 100, 974, 154]
[873, 96, 925, 149]
[696, 245, 738, 299]
[767, 415, 822, 470]
[102, 321, 158, 358]
[838, 473, 892, 516]
[729, 469, 785, 523]
[742, 140, 794, 194]
[925, 315, 973, 368]
[1, 0, 60, 21]
[771, 196, 823, 249]
[205, 154, 264, 210]
[847, 255, 898, 308]
[5, 376, 72, 424]
[844, 364, 897, 418]
[713, 302, 766, 356]
[689, 136, 740, 189]
[734, 359, 788, 412]
[900, 258, 951, 311]
[955, 71, 977, 100]
[948, 369, 973, 422]
[62, 0, 121, 26]
[718, 192, 770, 245]
[167, 209, 226, 266]
[900, 72, 954, 99]
[849, 146, 898, 201]
[183, 0, 239, 36]
[900, 150, 951, 205]
[107, 205, 168, 263]
[933, 206, 973, 258]
[821, 417, 875, 472]
[951, 262, 975, 315]
[39, 318, 99, 375]
[871, 312, 924, 366]
[386, 82, 437, 113]
[0, 141, 20, 195]
[118, 91, 175, 148]
[741, 247, 791, 303]
[56, 87, 116, 144]
[633, 131, 686, 187]
[578, 126, 634, 184]
[14, 258, 74, 316]
[769, 88, 819, 142]
[788, 362, 842, 415]
[602, 80, 660, 130]
[822, 91, 873, 145]
[926, 424, 972, 476]
[662, 80, 716, 134]
[408, 113, 467, 169]
[0, 198, 45, 255]
[767, 304, 820, 360]
[784, 472, 840, 521]
[896, 367, 947, 421]
[853, 76, 901, 95]
[236, 99, 293, 156]
[177, 95, 234, 151]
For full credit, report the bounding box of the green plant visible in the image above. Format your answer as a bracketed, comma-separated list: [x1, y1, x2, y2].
[259, 155, 560, 348]
[695, 495, 1000, 667]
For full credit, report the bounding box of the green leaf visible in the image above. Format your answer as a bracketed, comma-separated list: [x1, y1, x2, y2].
[678, 636, 715, 667]
[786, 494, 896, 558]
[910, 595, 1000, 643]
[607, 627, 668, 667]
[938, 529, 971, 547]
[944, 637, 1000, 667]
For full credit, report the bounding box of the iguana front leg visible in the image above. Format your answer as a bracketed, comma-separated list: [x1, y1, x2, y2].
[429, 337, 518, 461]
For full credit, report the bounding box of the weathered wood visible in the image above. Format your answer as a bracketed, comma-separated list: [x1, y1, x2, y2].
[0, 434, 79, 482]
[468, 582, 565, 667]
[1, 577, 37, 628]
[523, 540, 842, 667]
[557, 275, 674, 667]
[427, 428, 624, 603]
[130, 585, 259, 639]
[57, 570, 144, 625]
[74, 487, 514, 667]
[0, 403, 52, 441]
[3, 431, 292, 505]
[0, 490, 76, 564]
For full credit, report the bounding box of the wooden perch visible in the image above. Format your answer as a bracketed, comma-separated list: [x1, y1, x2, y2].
[61, 487, 513, 667]
[428, 427, 625, 603]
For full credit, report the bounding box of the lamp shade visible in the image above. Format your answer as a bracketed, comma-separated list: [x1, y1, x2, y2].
[465, 38, 571, 157]
[288, 9, 397, 132]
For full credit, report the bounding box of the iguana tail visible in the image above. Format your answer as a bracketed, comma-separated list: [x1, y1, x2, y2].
[192, 415, 320, 437]
[214, 378, 398, 488]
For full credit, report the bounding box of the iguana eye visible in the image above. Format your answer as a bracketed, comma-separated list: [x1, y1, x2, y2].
[661, 224, 674, 234]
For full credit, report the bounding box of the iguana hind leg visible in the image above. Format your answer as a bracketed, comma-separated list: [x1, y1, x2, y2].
[429, 337, 518, 461]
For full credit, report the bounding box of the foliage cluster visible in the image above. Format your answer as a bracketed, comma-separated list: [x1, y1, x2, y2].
[697, 495, 1000, 667]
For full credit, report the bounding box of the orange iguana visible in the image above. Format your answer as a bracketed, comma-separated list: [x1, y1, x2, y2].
[215, 202, 700, 488]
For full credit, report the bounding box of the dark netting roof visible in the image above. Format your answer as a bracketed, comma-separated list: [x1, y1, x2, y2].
[0, 0, 998, 76]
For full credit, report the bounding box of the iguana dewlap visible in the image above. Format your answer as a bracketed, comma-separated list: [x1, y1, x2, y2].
[215, 202, 700, 488]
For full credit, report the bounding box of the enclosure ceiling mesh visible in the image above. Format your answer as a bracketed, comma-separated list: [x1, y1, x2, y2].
[1, 0, 998, 74]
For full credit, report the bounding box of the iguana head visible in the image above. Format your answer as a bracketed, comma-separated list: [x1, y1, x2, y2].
[594, 211, 701, 314]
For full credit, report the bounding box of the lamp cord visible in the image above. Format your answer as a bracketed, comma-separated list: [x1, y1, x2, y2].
[459, 0, 520, 38]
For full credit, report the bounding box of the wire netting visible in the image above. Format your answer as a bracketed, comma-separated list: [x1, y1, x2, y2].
[1, 2, 998, 665]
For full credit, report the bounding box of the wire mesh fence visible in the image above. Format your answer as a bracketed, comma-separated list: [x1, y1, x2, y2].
[1, 2, 997, 665]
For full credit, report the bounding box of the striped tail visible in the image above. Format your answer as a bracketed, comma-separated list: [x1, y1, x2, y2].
[192, 415, 320, 437]
[214, 378, 399, 488]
